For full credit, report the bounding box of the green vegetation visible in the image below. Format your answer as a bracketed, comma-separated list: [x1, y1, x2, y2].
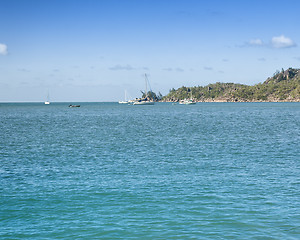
[162, 68, 300, 102]
[141, 90, 163, 101]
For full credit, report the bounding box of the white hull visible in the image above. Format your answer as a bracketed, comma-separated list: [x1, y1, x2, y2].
[119, 90, 133, 104]
[179, 100, 196, 105]
[184, 101, 196, 105]
[45, 91, 50, 104]
[133, 101, 155, 105]
[179, 91, 196, 104]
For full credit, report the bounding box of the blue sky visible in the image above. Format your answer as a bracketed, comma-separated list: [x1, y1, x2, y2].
[1, 0, 300, 102]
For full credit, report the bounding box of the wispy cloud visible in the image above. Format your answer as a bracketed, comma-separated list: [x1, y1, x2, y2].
[109, 64, 134, 71]
[243, 35, 296, 49]
[204, 66, 213, 71]
[258, 57, 266, 62]
[0, 43, 8, 55]
[18, 68, 30, 72]
[162, 67, 184, 72]
[175, 67, 184, 72]
[271, 35, 296, 48]
[206, 9, 224, 16]
[248, 38, 264, 46]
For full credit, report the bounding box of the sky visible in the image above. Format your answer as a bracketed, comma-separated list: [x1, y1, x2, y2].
[1, 0, 300, 102]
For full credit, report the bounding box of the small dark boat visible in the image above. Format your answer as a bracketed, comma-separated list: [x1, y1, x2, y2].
[69, 104, 80, 108]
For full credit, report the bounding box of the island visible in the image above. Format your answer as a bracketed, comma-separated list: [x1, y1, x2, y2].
[145, 68, 300, 102]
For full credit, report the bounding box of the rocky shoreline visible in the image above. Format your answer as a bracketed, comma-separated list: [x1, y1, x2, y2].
[160, 98, 300, 103]
[161, 68, 300, 103]
[161, 100, 300, 103]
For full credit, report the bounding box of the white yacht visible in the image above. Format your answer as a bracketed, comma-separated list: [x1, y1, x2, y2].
[119, 90, 129, 104]
[133, 74, 155, 105]
[45, 92, 50, 104]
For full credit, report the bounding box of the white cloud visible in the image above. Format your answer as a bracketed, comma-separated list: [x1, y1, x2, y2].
[162, 67, 184, 72]
[0, 43, 8, 55]
[249, 39, 264, 46]
[271, 35, 296, 48]
[239, 39, 264, 48]
[244, 36, 297, 49]
[258, 58, 266, 62]
[109, 64, 134, 71]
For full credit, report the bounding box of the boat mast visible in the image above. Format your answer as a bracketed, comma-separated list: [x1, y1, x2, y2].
[145, 73, 148, 98]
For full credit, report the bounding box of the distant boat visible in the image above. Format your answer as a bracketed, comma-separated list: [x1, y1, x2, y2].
[133, 74, 155, 105]
[119, 90, 129, 104]
[179, 91, 196, 105]
[45, 91, 50, 104]
[133, 100, 155, 105]
[69, 104, 80, 108]
[179, 99, 196, 105]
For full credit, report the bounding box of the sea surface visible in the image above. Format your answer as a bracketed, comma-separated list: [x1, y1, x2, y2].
[1, 102, 299, 239]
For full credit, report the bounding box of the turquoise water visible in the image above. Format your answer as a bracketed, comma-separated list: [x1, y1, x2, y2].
[1, 102, 299, 239]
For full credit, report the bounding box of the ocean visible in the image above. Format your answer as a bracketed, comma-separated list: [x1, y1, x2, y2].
[1, 102, 299, 239]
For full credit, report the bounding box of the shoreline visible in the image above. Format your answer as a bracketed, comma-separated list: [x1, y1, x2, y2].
[160, 99, 300, 103]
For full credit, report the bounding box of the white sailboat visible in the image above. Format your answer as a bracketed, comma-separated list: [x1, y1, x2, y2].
[119, 90, 129, 104]
[133, 74, 155, 105]
[179, 99, 196, 105]
[45, 91, 50, 104]
[133, 100, 154, 105]
[179, 90, 196, 105]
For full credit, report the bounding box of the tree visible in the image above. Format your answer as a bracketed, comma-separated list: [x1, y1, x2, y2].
[141, 90, 159, 101]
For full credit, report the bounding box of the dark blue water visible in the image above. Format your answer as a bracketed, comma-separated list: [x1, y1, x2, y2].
[1, 102, 299, 239]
